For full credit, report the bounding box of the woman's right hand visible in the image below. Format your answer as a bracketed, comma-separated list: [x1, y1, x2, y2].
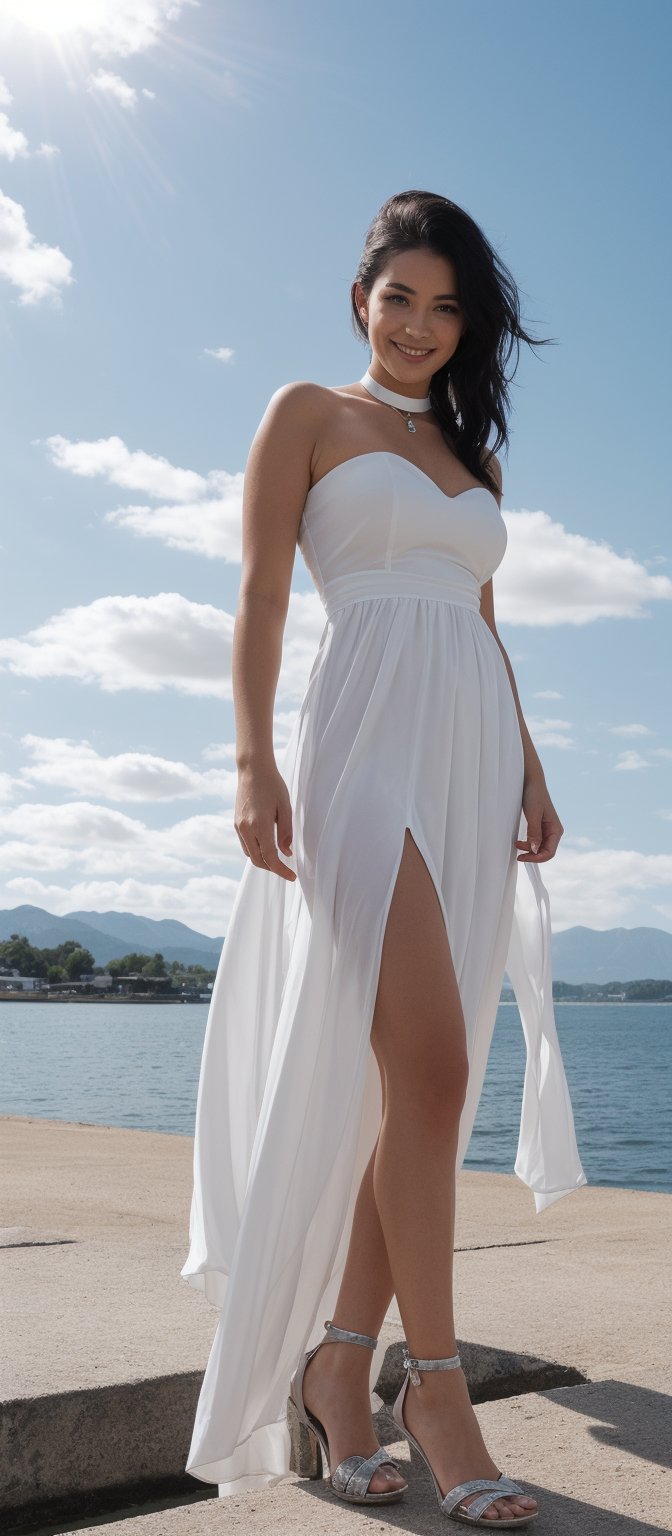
[234, 762, 296, 881]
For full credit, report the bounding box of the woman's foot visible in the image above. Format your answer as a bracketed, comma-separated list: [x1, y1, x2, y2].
[402, 1363, 538, 1521]
[301, 1339, 408, 1495]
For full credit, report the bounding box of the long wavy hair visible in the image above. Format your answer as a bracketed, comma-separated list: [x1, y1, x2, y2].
[350, 190, 555, 498]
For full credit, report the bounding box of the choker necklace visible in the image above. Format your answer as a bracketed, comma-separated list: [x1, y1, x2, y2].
[360, 368, 432, 434]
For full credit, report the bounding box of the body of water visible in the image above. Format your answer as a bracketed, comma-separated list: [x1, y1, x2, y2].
[0, 1000, 670, 1194]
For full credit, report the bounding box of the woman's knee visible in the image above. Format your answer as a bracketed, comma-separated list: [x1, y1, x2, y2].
[402, 1052, 469, 1124]
[373, 1019, 469, 1127]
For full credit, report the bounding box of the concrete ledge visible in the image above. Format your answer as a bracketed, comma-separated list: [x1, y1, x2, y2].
[1, 1336, 588, 1531]
[374, 1330, 588, 1404]
[7, 1371, 670, 1535]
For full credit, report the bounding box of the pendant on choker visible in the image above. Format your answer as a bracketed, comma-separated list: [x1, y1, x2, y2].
[360, 368, 432, 433]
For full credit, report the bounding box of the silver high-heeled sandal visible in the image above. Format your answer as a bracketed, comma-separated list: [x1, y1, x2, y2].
[287, 1318, 408, 1504]
[391, 1345, 539, 1527]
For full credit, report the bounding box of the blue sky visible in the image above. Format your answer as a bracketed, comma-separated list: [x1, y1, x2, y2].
[0, 0, 670, 939]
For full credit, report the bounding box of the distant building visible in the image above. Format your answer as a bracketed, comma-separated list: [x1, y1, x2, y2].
[0, 972, 45, 992]
[113, 974, 174, 995]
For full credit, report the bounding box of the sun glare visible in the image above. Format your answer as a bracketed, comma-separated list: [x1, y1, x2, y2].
[4, 0, 109, 39]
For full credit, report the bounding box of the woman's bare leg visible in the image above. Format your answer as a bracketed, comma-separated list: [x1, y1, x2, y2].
[302, 830, 537, 1516]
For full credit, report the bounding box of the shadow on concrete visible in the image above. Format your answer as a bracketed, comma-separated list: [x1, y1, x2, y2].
[286, 1388, 665, 1529]
[546, 1376, 672, 1468]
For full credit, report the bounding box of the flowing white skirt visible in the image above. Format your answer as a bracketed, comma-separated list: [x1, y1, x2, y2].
[180, 596, 587, 1494]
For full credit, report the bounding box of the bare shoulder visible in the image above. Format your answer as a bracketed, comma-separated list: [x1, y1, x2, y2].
[253, 379, 353, 488]
[260, 379, 331, 436]
[245, 382, 319, 483]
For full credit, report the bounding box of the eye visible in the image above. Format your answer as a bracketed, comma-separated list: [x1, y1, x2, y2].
[385, 295, 458, 313]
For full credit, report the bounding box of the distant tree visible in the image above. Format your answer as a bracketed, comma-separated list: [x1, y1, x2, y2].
[0, 935, 48, 978]
[108, 952, 152, 977]
[141, 952, 167, 977]
[64, 947, 95, 980]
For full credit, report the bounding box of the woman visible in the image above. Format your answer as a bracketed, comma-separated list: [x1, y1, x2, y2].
[181, 190, 587, 1526]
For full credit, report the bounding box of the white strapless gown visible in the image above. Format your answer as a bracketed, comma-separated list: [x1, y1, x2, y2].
[180, 449, 587, 1495]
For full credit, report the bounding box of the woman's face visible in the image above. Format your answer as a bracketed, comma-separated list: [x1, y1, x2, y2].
[355, 246, 466, 394]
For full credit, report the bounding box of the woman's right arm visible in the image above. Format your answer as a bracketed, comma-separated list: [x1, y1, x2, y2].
[232, 381, 321, 881]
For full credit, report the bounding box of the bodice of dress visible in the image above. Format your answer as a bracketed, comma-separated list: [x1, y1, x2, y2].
[298, 450, 507, 620]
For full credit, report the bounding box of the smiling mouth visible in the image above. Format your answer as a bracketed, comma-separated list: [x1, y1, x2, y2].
[392, 341, 436, 357]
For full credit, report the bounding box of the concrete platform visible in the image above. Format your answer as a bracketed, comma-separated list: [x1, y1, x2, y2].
[1, 1114, 669, 1532]
[36, 1368, 670, 1535]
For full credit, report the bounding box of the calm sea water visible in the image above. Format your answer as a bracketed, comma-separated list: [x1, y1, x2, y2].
[0, 1000, 670, 1194]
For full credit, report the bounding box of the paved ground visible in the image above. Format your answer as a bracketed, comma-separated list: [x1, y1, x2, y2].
[1, 1114, 670, 1533]
[60, 1369, 670, 1536]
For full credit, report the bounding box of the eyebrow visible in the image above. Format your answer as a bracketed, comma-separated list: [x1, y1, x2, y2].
[384, 281, 460, 301]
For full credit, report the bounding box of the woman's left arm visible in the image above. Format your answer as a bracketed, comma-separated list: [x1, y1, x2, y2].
[478, 452, 564, 864]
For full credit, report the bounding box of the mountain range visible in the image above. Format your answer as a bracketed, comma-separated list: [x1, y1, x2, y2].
[2, 904, 672, 983]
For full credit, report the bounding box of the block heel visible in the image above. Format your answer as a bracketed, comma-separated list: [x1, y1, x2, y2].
[288, 1318, 408, 1504]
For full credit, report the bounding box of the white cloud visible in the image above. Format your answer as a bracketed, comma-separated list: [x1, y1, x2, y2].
[105, 492, 244, 559]
[43, 431, 247, 559]
[522, 715, 575, 751]
[0, 801, 238, 877]
[0, 76, 59, 158]
[0, 780, 253, 935]
[0, 590, 324, 703]
[539, 846, 672, 931]
[0, 189, 74, 305]
[0, 592, 232, 697]
[44, 433, 207, 501]
[609, 723, 654, 737]
[18, 734, 236, 803]
[203, 345, 235, 362]
[1, 1, 198, 60]
[498, 509, 672, 626]
[86, 69, 140, 110]
[614, 750, 651, 772]
[201, 741, 237, 764]
[0, 109, 28, 159]
[2, 869, 238, 937]
[2, 840, 671, 939]
[0, 772, 15, 803]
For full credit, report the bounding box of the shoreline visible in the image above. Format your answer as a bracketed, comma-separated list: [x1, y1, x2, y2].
[2, 993, 671, 1006]
[0, 992, 210, 1004]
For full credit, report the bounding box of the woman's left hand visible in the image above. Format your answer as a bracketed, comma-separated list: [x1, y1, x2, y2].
[515, 773, 564, 862]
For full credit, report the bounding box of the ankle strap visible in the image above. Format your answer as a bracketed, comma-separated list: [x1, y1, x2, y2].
[323, 1318, 378, 1349]
[403, 1345, 461, 1386]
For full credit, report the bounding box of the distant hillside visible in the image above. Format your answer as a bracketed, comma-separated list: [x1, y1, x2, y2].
[1, 905, 671, 982]
[546, 924, 672, 984]
[0, 905, 223, 969]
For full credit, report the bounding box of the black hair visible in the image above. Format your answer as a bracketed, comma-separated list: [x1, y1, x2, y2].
[350, 190, 556, 498]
